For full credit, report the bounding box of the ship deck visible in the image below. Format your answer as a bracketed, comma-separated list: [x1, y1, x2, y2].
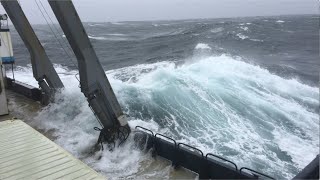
[0, 119, 105, 180]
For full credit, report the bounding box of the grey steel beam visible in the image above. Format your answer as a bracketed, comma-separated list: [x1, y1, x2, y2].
[48, 0, 130, 141]
[1, 0, 64, 104]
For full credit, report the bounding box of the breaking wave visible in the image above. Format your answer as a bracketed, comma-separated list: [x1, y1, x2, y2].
[239, 26, 249, 31]
[104, 33, 126, 36]
[88, 34, 129, 41]
[236, 33, 249, 40]
[195, 43, 211, 50]
[9, 54, 319, 179]
[211, 27, 224, 33]
[88, 35, 108, 40]
[276, 20, 285, 23]
[88, 23, 105, 27]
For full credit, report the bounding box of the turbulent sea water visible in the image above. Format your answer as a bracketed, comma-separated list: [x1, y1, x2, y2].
[8, 15, 319, 179]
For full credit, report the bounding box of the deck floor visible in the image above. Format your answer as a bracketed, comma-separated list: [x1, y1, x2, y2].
[0, 120, 105, 180]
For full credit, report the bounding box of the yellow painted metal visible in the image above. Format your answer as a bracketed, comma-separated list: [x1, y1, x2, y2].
[0, 120, 105, 180]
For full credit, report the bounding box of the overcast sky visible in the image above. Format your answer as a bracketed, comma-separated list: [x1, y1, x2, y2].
[0, 0, 318, 24]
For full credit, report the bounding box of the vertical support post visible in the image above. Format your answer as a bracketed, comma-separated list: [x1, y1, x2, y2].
[1, 0, 64, 104]
[0, 60, 8, 115]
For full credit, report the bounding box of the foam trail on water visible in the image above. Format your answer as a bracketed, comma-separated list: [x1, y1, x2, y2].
[88, 35, 108, 40]
[8, 54, 319, 179]
[88, 34, 130, 41]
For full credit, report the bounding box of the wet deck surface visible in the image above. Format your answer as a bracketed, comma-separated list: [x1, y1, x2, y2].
[1, 90, 39, 121]
[0, 91, 105, 179]
[0, 120, 105, 180]
[4, 90, 41, 120]
[0, 114, 13, 122]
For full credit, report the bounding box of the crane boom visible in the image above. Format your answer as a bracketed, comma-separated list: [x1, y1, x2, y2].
[1, 0, 64, 104]
[48, 0, 130, 145]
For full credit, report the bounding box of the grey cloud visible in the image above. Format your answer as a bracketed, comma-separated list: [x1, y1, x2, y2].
[0, 0, 318, 24]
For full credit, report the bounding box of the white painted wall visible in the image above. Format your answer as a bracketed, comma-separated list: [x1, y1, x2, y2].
[0, 62, 8, 116]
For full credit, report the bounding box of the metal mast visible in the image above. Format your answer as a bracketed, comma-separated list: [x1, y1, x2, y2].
[1, 0, 64, 104]
[48, 0, 130, 145]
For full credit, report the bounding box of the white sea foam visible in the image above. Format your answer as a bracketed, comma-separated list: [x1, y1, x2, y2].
[89, 23, 104, 27]
[111, 22, 125, 25]
[9, 54, 319, 179]
[88, 35, 107, 40]
[276, 20, 285, 23]
[88, 34, 129, 41]
[195, 43, 211, 50]
[250, 38, 264, 42]
[236, 33, 249, 40]
[211, 27, 224, 33]
[160, 24, 171, 26]
[240, 26, 249, 31]
[104, 33, 126, 36]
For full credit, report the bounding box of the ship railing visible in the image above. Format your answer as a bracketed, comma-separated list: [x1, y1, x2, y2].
[134, 126, 274, 179]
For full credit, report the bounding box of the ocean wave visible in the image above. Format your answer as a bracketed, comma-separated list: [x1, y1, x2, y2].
[9, 54, 319, 179]
[195, 43, 211, 50]
[211, 27, 224, 33]
[250, 38, 263, 42]
[276, 20, 285, 23]
[89, 23, 104, 27]
[158, 23, 171, 26]
[108, 55, 318, 179]
[104, 33, 127, 36]
[88, 35, 108, 40]
[240, 23, 252, 25]
[88, 34, 130, 41]
[239, 26, 249, 31]
[111, 22, 125, 25]
[236, 33, 249, 40]
[148, 29, 186, 39]
[64, 34, 125, 41]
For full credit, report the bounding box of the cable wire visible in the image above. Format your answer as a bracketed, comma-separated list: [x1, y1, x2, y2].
[34, 0, 78, 70]
[38, 0, 75, 57]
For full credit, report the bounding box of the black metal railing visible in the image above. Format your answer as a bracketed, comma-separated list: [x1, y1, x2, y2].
[134, 126, 275, 179]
